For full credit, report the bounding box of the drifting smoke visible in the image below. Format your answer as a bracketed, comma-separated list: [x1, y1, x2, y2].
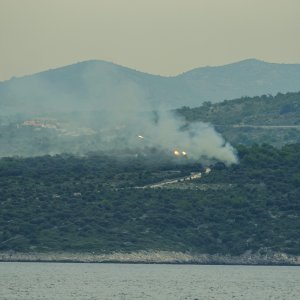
[0, 61, 238, 164]
[80, 64, 238, 165]
[123, 109, 238, 165]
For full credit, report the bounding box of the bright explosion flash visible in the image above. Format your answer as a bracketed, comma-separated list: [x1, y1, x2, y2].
[173, 149, 188, 157]
[173, 150, 180, 156]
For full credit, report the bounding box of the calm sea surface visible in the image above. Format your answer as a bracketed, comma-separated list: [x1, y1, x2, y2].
[0, 262, 299, 299]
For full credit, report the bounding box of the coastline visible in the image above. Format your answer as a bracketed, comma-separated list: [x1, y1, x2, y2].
[1, 250, 299, 266]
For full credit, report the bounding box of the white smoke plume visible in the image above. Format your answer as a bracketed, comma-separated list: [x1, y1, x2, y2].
[0, 61, 238, 164]
[117, 109, 238, 165]
[79, 64, 238, 164]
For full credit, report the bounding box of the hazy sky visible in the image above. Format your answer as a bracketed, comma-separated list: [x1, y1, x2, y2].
[0, 0, 300, 80]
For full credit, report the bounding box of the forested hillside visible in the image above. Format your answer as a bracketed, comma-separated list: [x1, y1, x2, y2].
[1, 144, 299, 255]
[178, 91, 300, 146]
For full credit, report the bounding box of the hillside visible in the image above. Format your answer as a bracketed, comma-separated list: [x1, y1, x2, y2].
[1, 59, 300, 116]
[1, 91, 300, 157]
[0, 144, 299, 256]
[178, 91, 300, 146]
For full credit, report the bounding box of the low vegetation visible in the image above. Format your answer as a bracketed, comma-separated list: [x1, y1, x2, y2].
[0, 144, 299, 255]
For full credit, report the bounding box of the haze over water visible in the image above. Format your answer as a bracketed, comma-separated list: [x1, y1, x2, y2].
[1, 262, 299, 299]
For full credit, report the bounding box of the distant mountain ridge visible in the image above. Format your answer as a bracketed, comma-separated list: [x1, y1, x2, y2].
[1, 59, 300, 115]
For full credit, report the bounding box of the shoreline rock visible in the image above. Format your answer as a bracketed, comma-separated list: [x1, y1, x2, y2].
[1, 250, 299, 266]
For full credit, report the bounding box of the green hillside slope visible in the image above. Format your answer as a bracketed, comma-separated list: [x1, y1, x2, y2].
[1, 144, 299, 255]
[178, 91, 300, 146]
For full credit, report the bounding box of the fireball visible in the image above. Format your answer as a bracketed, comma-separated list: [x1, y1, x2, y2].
[173, 150, 180, 156]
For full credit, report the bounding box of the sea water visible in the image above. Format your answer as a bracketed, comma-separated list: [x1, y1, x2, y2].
[0, 262, 299, 299]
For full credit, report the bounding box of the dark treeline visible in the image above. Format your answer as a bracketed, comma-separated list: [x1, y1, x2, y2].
[0, 144, 299, 255]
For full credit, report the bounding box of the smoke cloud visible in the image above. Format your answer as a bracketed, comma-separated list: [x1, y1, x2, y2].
[79, 64, 238, 165]
[0, 62, 238, 164]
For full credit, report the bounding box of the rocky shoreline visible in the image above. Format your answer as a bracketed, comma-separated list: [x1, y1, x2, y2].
[1, 250, 299, 265]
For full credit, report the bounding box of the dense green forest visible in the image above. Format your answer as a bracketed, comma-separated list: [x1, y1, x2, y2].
[178, 92, 300, 125]
[178, 91, 300, 146]
[0, 144, 299, 255]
